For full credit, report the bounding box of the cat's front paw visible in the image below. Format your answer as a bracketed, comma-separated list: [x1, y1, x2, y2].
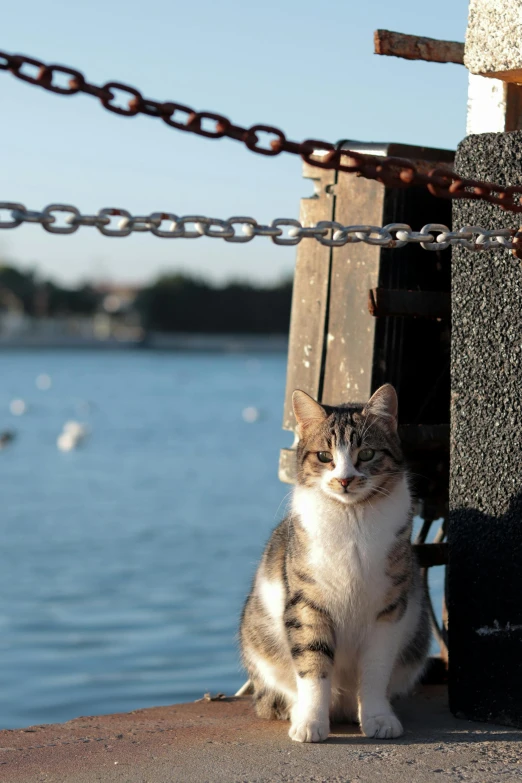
[362, 713, 403, 739]
[289, 718, 329, 743]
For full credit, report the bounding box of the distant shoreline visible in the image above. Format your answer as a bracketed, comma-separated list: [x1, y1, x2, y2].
[0, 332, 289, 353]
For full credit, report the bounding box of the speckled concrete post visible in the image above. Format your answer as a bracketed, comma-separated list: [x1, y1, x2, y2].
[449, 131, 522, 727]
[465, 0, 522, 134]
[465, 0, 522, 80]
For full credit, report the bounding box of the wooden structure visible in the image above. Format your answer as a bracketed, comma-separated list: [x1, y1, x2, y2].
[277, 141, 454, 660]
[280, 142, 452, 543]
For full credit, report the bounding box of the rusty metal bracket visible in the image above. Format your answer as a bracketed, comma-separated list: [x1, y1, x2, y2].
[374, 30, 464, 65]
[512, 228, 522, 260]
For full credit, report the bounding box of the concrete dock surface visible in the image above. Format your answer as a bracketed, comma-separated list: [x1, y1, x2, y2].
[1, 686, 522, 783]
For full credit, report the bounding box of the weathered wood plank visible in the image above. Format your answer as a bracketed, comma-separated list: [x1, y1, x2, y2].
[374, 29, 464, 65]
[321, 174, 385, 405]
[281, 164, 335, 434]
[505, 83, 522, 132]
[279, 447, 298, 485]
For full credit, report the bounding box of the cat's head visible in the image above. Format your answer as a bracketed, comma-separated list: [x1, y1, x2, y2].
[292, 384, 404, 506]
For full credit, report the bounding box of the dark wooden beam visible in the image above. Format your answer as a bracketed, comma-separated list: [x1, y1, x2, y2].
[400, 424, 449, 452]
[368, 288, 451, 320]
[374, 30, 464, 65]
[414, 543, 448, 568]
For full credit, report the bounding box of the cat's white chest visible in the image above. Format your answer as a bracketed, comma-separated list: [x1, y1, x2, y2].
[309, 522, 385, 627]
[292, 483, 409, 627]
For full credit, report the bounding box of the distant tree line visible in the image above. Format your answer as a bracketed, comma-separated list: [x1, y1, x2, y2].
[0, 265, 293, 334]
[0, 266, 98, 316]
[135, 274, 293, 334]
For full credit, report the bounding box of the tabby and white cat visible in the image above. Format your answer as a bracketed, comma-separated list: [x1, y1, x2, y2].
[240, 384, 429, 743]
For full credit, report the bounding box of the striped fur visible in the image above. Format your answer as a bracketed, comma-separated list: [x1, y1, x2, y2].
[240, 385, 430, 742]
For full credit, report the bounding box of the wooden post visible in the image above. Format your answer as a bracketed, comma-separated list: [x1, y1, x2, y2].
[280, 141, 454, 525]
[278, 164, 335, 483]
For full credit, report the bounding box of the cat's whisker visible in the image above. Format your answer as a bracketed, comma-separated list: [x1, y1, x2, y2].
[360, 414, 380, 443]
[369, 486, 393, 499]
[273, 490, 293, 522]
[381, 470, 430, 481]
[370, 483, 392, 493]
[359, 417, 370, 442]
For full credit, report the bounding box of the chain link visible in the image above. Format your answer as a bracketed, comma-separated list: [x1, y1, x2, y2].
[2, 50, 522, 214]
[1, 202, 521, 252]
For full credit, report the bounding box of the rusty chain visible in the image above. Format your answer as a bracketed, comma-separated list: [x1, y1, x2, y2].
[2, 50, 522, 214]
[1, 202, 521, 252]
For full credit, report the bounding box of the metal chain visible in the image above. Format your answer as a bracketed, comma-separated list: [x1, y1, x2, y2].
[2, 50, 522, 214]
[1, 202, 521, 252]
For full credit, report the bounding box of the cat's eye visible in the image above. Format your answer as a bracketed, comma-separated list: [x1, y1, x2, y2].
[317, 451, 333, 463]
[358, 448, 375, 462]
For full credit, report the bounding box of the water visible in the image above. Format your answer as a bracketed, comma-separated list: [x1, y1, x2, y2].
[0, 350, 444, 729]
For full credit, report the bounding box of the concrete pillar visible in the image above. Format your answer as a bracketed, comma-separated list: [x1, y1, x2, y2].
[453, 0, 522, 726]
[449, 130, 522, 727]
[465, 0, 522, 134]
[465, 0, 522, 81]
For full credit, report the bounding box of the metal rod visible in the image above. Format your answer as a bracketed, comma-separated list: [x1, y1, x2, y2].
[374, 30, 464, 65]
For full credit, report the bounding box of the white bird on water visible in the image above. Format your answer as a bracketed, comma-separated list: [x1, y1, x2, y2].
[36, 374, 52, 391]
[242, 406, 262, 423]
[57, 421, 89, 452]
[10, 399, 27, 416]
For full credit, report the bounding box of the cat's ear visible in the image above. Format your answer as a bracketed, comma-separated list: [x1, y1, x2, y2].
[363, 384, 398, 432]
[292, 390, 327, 434]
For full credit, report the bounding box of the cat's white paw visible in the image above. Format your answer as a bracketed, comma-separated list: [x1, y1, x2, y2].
[289, 718, 329, 743]
[362, 713, 403, 739]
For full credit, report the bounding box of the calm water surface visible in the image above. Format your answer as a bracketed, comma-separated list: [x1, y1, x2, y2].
[0, 350, 443, 729]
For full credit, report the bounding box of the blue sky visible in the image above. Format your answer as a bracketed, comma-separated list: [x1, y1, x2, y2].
[2, 0, 469, 286]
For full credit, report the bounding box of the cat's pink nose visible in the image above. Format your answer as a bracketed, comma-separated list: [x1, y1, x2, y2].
[338, 477, 354, 488]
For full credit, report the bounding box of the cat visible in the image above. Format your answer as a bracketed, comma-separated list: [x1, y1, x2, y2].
[239, 384, 430, 743]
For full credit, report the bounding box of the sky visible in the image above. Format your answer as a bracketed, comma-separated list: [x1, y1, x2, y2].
[1, 0, 470, 286]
